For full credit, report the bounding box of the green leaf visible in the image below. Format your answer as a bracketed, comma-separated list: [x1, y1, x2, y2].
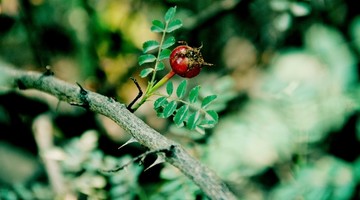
[166, 19, 182, 33]
[151, 20, 165, 32]
[176, 80, 187, 98]
[159, 49, 171, 60]
[164, 7, 176, 23]
[195, 126, 205, 135]
[206, 110, 218, 122]
[143, 40, 159, 53]
[138, 54, 156, 65]
[162, 36, 176, 49]
[198, 119, 217, 129]
[189, 86, 200, 103]
[174, 105, 189, 126]
[166, 81, 173, 96]
[140, 68, 154, 78]
[154, 97, 167, 109]
[201, 95, 217, 108]
[187, 111, 201, 130]
[156, 112, 165, 118]
[163, 101, 177, 118]
[156, 62, 165, 71]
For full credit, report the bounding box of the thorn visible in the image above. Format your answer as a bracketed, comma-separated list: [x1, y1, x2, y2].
[103, 145, 175, 173]
[75, 82, 89, 108]
[144, 153, 166, 171]
[118, 137, 138, 149]
[42, 65, 54, 77]
[76, 82, 88, 96]
[107, 96, 116, 103]
[139, 155, 146, 166]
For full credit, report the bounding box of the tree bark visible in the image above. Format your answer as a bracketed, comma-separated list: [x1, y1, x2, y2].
[0, 64, 237, 200]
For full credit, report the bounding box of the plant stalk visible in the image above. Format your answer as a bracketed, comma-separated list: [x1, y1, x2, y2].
[130, 70, 176, 112]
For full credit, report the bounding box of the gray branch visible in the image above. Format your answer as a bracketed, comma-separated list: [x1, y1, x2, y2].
[0, 64, 237, 200]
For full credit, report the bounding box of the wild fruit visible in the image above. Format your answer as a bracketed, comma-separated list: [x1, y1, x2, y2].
[169, 44, 213, 78]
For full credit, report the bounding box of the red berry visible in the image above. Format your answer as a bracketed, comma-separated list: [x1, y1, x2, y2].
[169, 44, 212, 78]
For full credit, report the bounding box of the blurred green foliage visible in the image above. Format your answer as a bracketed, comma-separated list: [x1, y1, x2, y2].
[1, 0, 360, 199]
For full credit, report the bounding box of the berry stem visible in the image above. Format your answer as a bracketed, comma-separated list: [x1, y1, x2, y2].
[148, 70, 175, 94]
[130, 70, 176, 112]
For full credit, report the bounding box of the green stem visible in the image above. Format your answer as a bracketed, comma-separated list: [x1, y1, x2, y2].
[149, 70, 175, 94]
[150, 22, 169, 84]
[131, 70, 176, 112]
[130, 21, 172, 112]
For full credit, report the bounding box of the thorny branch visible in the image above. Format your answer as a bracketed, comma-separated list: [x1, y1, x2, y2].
[0, 64, 237, 200]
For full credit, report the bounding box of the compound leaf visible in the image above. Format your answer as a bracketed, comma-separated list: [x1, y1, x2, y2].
[143, 40, 159, 53]
[156, 62, 165, 71]
[154, 97, 167, 109]
[201, 95, 217, 108]
[138, 54, 156, 65]
[166, 19, 182, 33]
[162, 36, 176, 49]
[189, 86, 200, 103]
[164, 6, 176, 23]
[140, 68, 154, 78]
[198, 119, 217, 129]
[163, 101, 177, 118]
[187, 111, 201, 130]
[176, 80, 187, 98]
[159, 49, 171, 60]
[195, 126, 205, 135]
[166, 81, 173, 96]
[174, 105, 189, 126]
[151, 20, 165, 32]
[206, 110, 219, 122]
[156, 112, 165, 118]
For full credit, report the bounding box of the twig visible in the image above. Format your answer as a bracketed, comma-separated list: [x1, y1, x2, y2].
[103, 145, 175, 173]
[0, 64, 237, 200]
[126, 77, 143, 113]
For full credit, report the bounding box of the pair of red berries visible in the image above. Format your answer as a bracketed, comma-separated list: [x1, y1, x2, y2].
[169, 44, 213, 78]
